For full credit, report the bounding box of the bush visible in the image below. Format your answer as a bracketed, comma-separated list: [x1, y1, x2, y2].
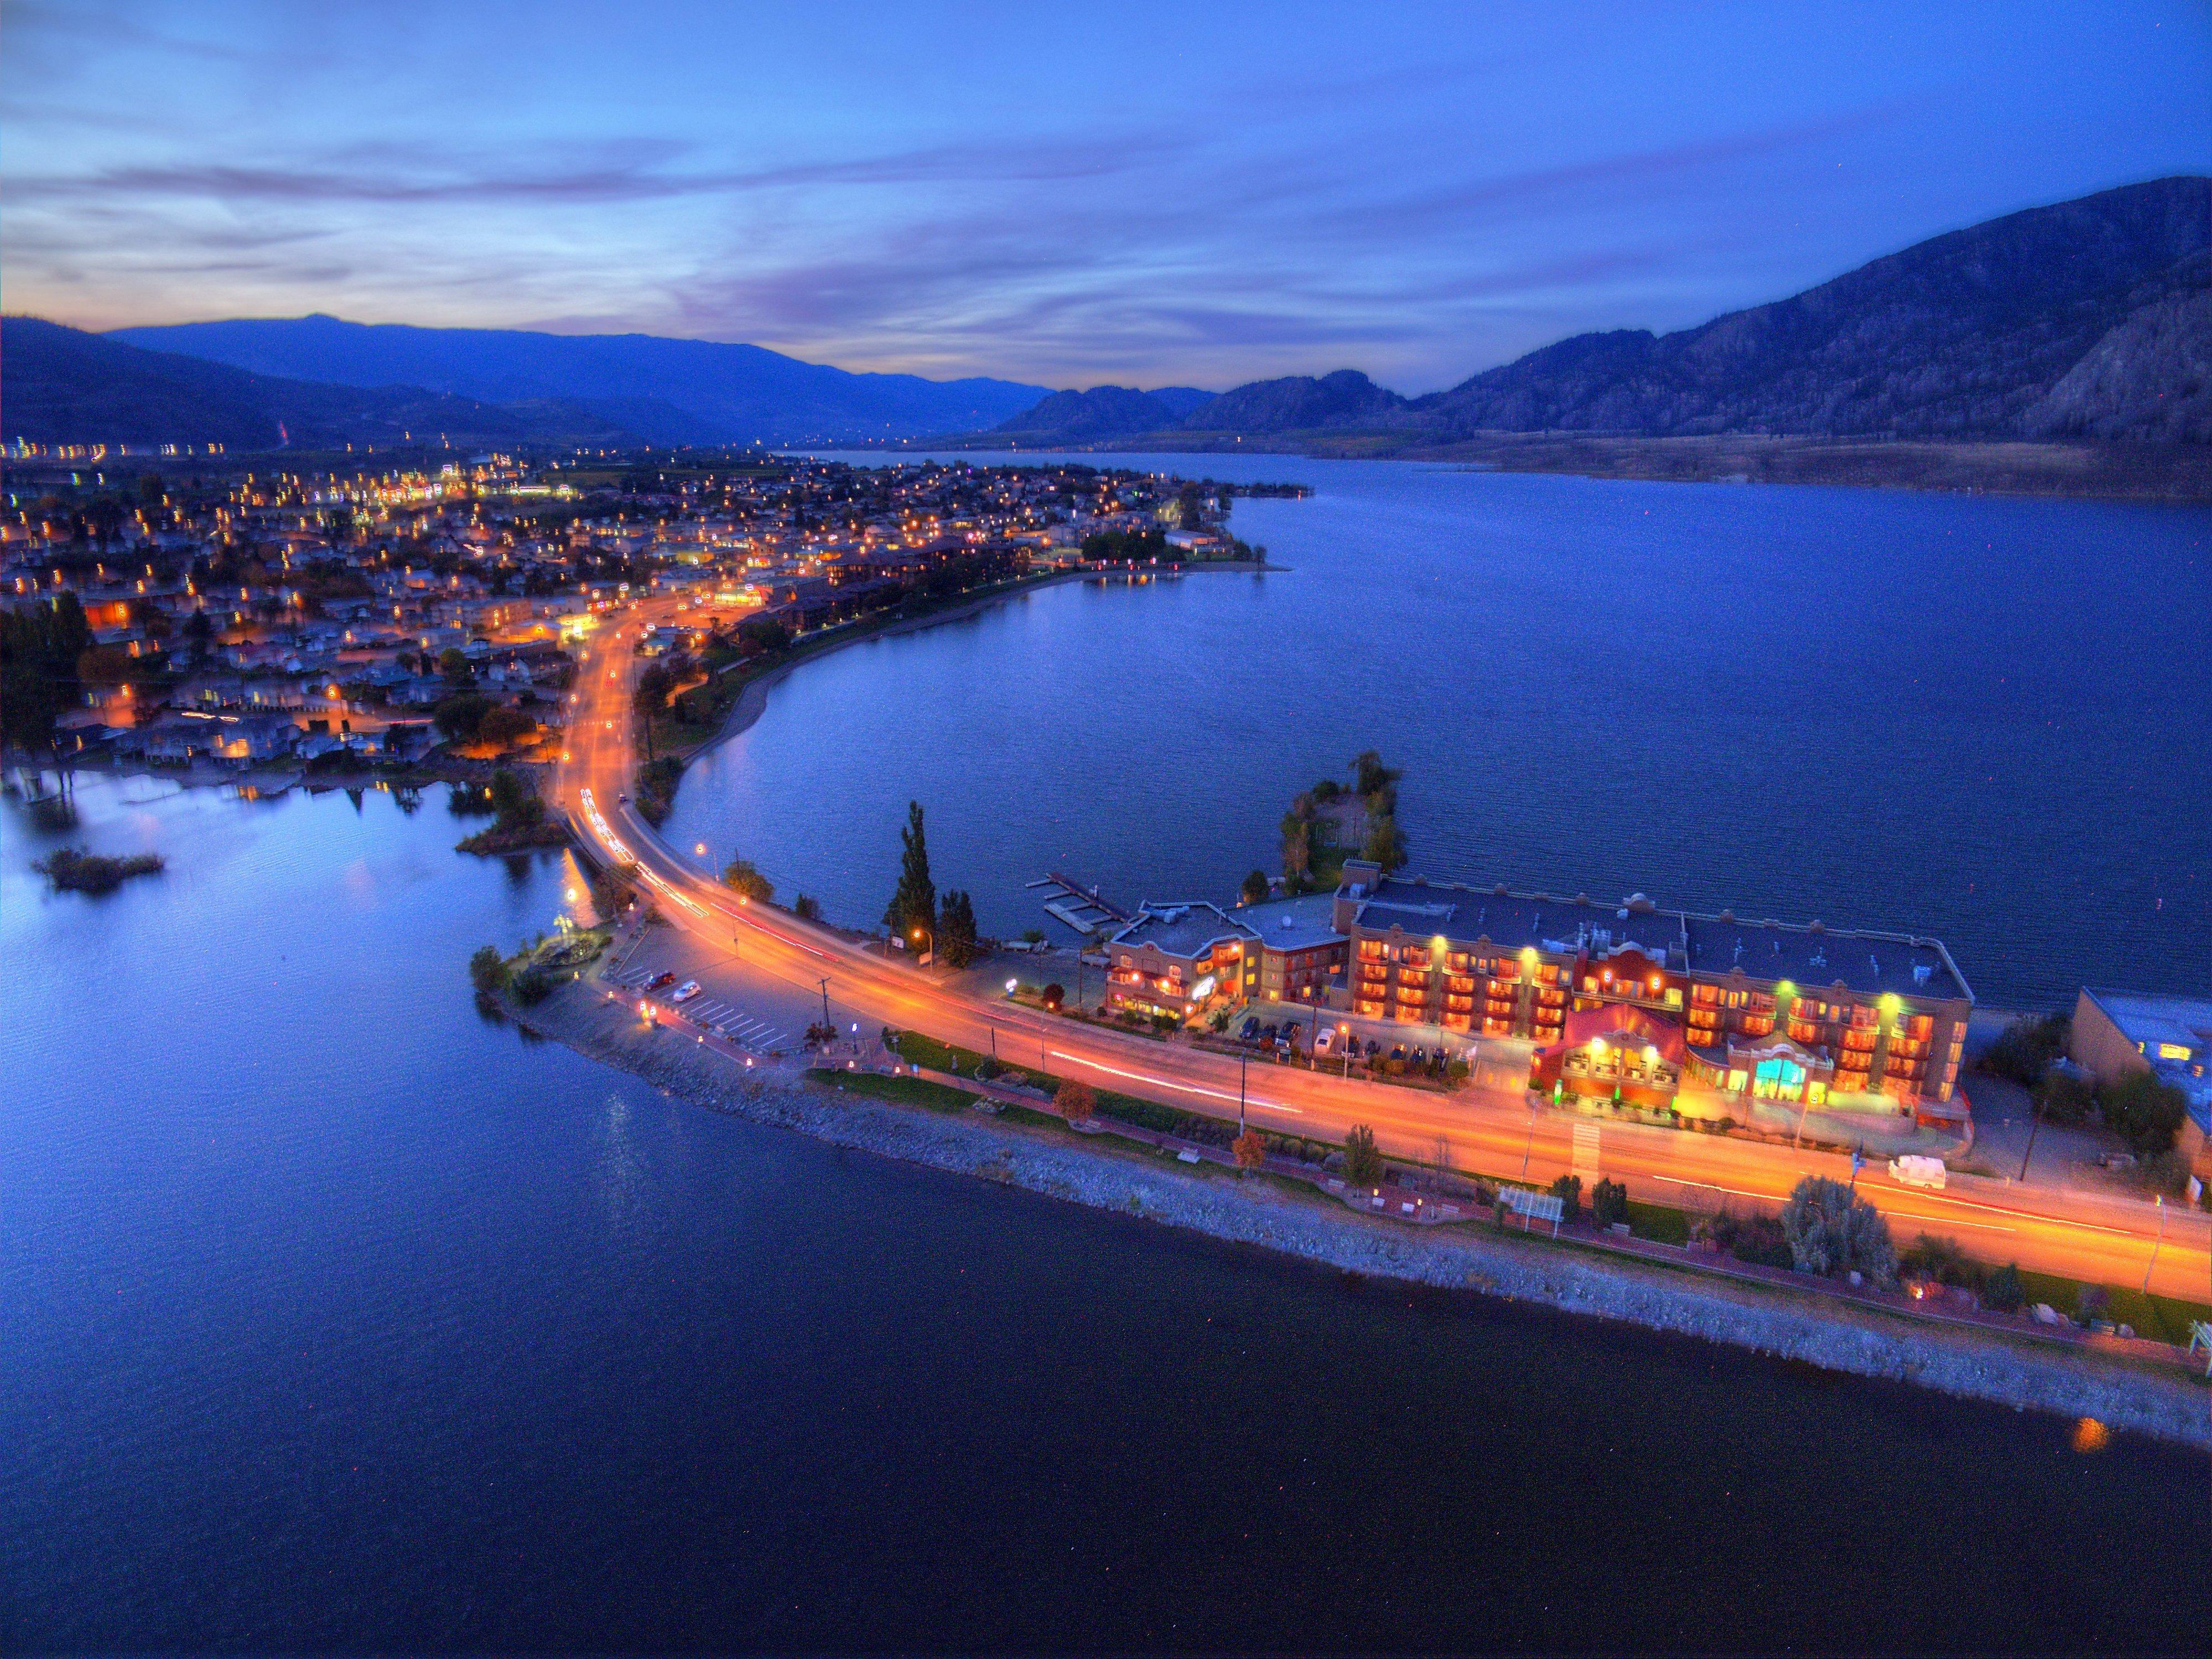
[1232, 1129, 1267, 1171]
[793, 893, 821, 922]
[1980, 1013, 2068, 1086]
[1780, 1176, 1897, 1285]
[2100, 1070, 2187, 1155]
[1982, 1263, 2026, 1314]
[1056, 1080, 1096, 1123]
[511, 967, 556, 1005]
[1900, 1232, 1980, 1289]
[2034, 1068, 2095, 1124]
[721, 857, 773, 903]
[1590, 1178, 1629, 1227]
[468, 945, 508, 993]
[1040, 982, 1065, 1010]
[1343, 1124, 1383, 1188]
[1548, 1173, 1583, 1222]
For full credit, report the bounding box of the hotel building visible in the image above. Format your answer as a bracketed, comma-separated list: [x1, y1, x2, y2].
[1328, 860, 1973, 1111]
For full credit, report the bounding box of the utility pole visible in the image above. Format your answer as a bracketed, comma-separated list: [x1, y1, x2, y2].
[1239, 1050, 1248, 1133]
[1521, 1093, 1538, 1180]
[818, 977, 832, 1033]
[2017, 1090, 2045, 1184]
[2144, 1194, 2167, 1293]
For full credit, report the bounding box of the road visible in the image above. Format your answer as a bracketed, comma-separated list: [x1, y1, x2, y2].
[551, 604, 2211, 1301]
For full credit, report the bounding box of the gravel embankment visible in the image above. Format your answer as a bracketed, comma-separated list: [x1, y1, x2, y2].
[523, 985, 2212, 1449]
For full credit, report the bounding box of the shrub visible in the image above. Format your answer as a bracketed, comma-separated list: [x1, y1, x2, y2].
[1980, 1013, 2068, 1086]
[721, 857, 773, 904]
[2100, 1070, 2188, 1155]
[1982, 1263, 2026, 1314]
[511, 967, 556, 1006]
[1056, 1080, 1096, 1123]
[793, 894, 822, 922]
[1232, 1129, 1267, 1171]
[1343, 1125, 1383, 1188]
[1780, 1176, 1897, 1285]
[1151, 1013, 1178, 1035]
[1590, 1178, 1629, 1227]
[1901, 1233, 1980, 1289]
[1040, 982, 1065, 1010]
[2035, 1069, 2095, 1124]
[469, 945, 508, 993]
[1548, 1173, 1583, 1222]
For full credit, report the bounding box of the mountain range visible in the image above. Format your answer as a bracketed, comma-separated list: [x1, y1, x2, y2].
[984, 176, 2211, 448]
[8, 176, 2204, 458]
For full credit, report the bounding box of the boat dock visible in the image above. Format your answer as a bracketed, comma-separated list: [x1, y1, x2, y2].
[1027, 873, 1132, 937]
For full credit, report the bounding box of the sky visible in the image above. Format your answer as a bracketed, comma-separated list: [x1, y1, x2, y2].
[4, 1, 2209, 391]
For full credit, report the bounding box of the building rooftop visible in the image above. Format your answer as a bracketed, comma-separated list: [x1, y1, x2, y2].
[1235, 891, 1343, 953]
[1111, 901, 1256, 960]
[1347, 872, 1971, 1003]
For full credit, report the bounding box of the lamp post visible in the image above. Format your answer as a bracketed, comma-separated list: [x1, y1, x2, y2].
[2017, 1088, 2045, 1184]
[1238, 1050, 1248, 1134]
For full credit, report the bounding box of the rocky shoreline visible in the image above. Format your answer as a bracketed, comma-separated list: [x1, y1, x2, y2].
[520, 981, 2211, 1449]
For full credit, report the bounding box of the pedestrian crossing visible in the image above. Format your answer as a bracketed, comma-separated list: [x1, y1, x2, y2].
[603, 966, 790, 1051]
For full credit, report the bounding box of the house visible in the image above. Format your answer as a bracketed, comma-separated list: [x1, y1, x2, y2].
[2070, 988, 2212, 1178]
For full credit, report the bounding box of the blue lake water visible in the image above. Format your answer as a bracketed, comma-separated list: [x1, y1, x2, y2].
[682, 455, 2212, 1010]
[5, 459, 2210, 1650]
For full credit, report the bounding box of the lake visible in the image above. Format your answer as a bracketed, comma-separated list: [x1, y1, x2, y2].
[2, 764, 2205, 1650]
[674, 454, 2212, 1012]
[9, 458, 2212, 1647]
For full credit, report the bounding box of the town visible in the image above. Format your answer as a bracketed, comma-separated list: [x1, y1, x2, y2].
[0, 445, 1276, 773]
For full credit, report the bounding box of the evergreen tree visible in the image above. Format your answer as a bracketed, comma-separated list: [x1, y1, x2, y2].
[938, 890, 979, 967]
[884, 800, 937, 945]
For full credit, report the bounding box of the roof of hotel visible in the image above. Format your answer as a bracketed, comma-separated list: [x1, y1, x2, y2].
[1347, 874, 1971, 1003]
[1110, 901, 1256, 959]
[1235, 891, 1344, 953]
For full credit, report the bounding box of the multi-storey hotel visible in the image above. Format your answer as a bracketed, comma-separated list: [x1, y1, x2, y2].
[1099, 859, 1972, 1116]
[1328, 860, 1972, 1112]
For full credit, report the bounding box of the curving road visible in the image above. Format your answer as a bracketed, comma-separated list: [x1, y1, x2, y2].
[552, 603, 2210, 1300]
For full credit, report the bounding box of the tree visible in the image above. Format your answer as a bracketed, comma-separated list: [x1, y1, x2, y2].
[2101, 1070, 2187, 1155]
[438, 647, 474, 684]
[1040, 982, 1066, 1011]
[1780, 1175, 1897, 1284]
[1343, 1124, 1383, 1188]
[469, 945, 508, 993]
[1549, 1173, 1583, 1221]
[1239, 869, 1271, 906]
[737, 614, 791, 655]
[1982, 1263, 2026, 1314]
[1233, 1128, 1267, 1172]
[938, 889, 979, 967]
[1352, 749, 1400, 799]
[487, 766, 530, 820]
[883, 800, 936, 945]
[432, 692, 492, 742]
[632, 663, 675, 717]
[793, 893, 822, 922]
[1279, 811, 1312, 884]
[1361, 814, 1407, 873]
[474, 706, 534, 749]
[1591, 1178, 1629, 1227]
[722, 857, 773, 903]
[1056, 1080, 1096, 1123]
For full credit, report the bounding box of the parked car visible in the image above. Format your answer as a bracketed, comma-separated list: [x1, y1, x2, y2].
[1313, 1028, 1336, 1056]
[671, 980, 702, 1004]
[646, 970, 677, 991]
[616, 792, 630, 804]
[1239, 1016, 1260, 1041]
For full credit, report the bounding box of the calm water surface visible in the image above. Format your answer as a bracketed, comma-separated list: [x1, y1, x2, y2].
[684, 455, 2212, 1009]
[2, 772, 2204, 1651]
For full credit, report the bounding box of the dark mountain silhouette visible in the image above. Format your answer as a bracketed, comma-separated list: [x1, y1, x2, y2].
[1410, 177, 2209, 440]
[1181, 369, 1406, 432]
[994, 385, 1179, 440]
[2, 316, 636, 450]
[108, 313, 1049, 445]
[1145, 386, 1217, 419]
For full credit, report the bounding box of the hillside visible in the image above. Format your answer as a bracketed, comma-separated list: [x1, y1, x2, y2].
[1413, 177, 2209, 440]
[110, 314, 1050, 445]
[2, 317, 635, 451]
[993, 385, 1180, 440]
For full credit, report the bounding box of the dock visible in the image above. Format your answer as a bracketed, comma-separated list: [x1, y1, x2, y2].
[1027, 872, 1132, 937]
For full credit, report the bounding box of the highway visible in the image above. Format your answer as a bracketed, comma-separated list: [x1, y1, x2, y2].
[551, 604, 2211, 1302]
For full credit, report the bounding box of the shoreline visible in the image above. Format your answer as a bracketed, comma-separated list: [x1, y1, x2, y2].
[520, 979, 2211, 1449]
[689, 563, 1276, 761]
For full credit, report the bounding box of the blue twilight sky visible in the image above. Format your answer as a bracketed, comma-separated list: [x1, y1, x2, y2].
[3, 1, 2208, 391]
